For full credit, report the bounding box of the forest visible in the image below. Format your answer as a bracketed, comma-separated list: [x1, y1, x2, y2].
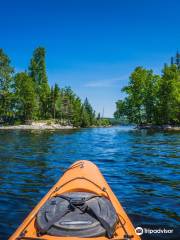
[114, 52, 180, 125]
[0, 47, 109, 127]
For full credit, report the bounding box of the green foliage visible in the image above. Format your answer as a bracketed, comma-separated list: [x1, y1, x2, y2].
[0, 47, 108, 128]
[50, 83, 61, 119]
[80, 106, 91, 127]
[107, 118, 122, 125]
[60, 87, 75, 124]
[71, 97, 82, 127]
[83, 98, 96, 125]
[0, 48, 14, 122]
[157, 64, 180, 124]
[57, 89, 96, 127]
[115, 63, 180, 125]
[96, 118, 110, 126]
[29, 47, 50, 119]
[14, 72, 37, 121]
[114, 100, 127, 119]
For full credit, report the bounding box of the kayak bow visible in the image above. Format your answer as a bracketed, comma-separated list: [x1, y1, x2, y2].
[9, 160, 141, 240]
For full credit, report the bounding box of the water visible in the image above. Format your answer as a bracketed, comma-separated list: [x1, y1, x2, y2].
[0, 126, 179, 239]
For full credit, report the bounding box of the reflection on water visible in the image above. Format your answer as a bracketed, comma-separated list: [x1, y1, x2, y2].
[0, 127, 179, 239]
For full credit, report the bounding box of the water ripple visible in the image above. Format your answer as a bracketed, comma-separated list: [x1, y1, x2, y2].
[0, 127, 179, 239]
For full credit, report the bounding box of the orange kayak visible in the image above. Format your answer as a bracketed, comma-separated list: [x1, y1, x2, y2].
[10, 160, 141, 240]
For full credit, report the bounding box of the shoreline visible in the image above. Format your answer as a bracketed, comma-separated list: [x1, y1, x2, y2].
[0, 123, 179, 131]
[136, 124, 180, 131]
[0, 121, 112, 130]
[0, 122, 76, 130]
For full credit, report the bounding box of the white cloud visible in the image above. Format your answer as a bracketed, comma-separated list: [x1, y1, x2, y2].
[84, 75, 129, 88]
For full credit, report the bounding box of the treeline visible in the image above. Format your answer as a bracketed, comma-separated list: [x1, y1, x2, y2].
[114, 54, 180, 125]
[0, 47, 109, 127]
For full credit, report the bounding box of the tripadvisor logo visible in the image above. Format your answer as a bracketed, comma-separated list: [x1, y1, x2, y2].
[135, 226, 174, 236]
[135, 227, 143, 235]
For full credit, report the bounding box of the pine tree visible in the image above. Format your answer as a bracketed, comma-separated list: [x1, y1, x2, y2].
[28, 47, 50, 119]
[72, 97, 82, 127]
[50, 83, 60, 119]
[0, 47, 103, 127]
[60, 87, 75, 124]
[80, 105, 91, 127]
[83, 98, 95, 125]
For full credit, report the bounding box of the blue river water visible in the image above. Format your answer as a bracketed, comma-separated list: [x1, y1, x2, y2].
[0, 126, 179, 239]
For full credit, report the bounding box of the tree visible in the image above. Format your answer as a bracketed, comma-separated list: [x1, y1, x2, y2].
[83, 98, 95, 125]
[97, 113, 101, 120]
[115, 63, 180, 125]
[0, 48, 14, 122]
[72, 97, 82, 127]
[0, 47, 103, 127]
[50, 83, 60, 119]
[14, 72, 37, 121]
[121, 67, 147, 124]
[60, 87, 74, 124]
[28, 47, 50, 118]
[80, 105, 91, 127]
[142, 71, 160, 123]
[157, 64, 180, 124]
[114, 100, 126, 119]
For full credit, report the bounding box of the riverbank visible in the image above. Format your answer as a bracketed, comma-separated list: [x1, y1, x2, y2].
[0, 120, 112, 130]
[137, 124, 180, 131]
[0, 121, 75, 130]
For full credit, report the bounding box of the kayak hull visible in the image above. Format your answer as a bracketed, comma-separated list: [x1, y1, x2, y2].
[9, 160, 141, 240]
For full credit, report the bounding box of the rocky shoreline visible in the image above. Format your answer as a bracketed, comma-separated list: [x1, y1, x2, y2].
[0, 123, 179, 131]
[137, 124, 180, 131]
[0, 121, 112, 130]
[0, 122, 75, 130]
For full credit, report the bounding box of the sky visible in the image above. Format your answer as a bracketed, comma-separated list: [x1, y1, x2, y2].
[0, 0, 179, 117]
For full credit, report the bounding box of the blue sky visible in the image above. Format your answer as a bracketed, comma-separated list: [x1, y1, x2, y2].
[0, 0, 179, 117]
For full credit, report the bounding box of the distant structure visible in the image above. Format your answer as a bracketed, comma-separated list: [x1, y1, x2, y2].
[171, 50, 180, 68]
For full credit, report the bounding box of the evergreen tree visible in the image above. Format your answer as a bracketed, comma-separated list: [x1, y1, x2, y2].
[50, 83, 60, 119]
[60, 87, 75, 124]
[83, 98, 95, 125]
[97, 113, 101, 120]
[14, 72, 37, 121]
[0, 48, 14, 122]
[0, 47, 107, 127]
[72, 97, 82, 127]
[28, 47, 50, 118]
[80, 105, 91, 127]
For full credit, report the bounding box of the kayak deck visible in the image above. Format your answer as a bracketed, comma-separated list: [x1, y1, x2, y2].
[9, 160, 141, 240]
